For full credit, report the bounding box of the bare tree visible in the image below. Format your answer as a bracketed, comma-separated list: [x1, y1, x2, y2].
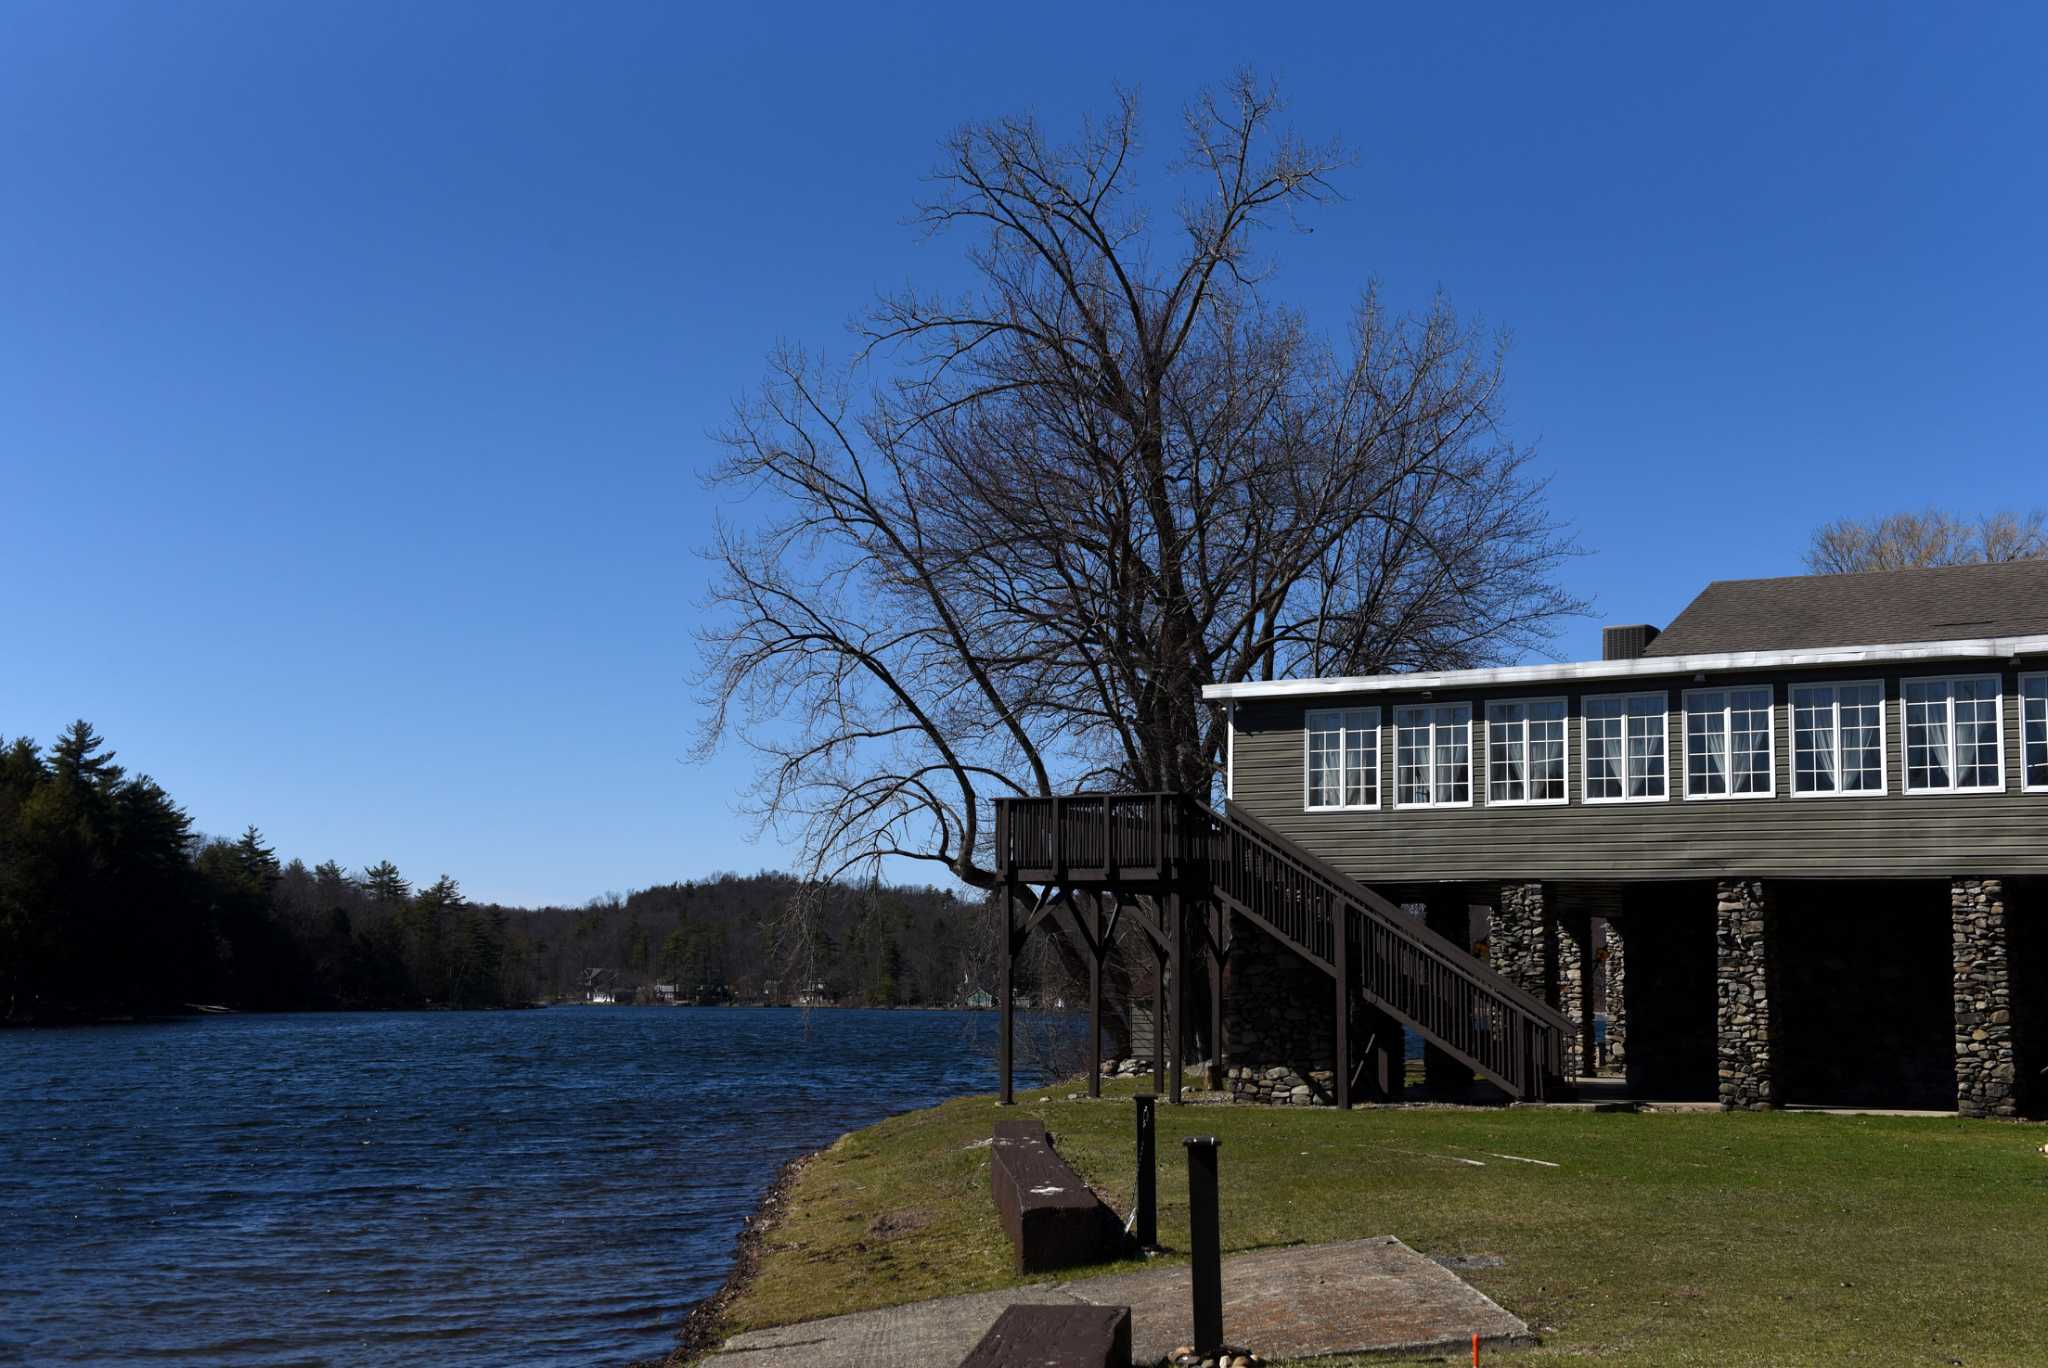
[696, 74, 1583, 892]
[1805, 508, 2048, 575]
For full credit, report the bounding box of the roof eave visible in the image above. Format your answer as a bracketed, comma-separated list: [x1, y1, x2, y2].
[1200, 634, 2048, 703]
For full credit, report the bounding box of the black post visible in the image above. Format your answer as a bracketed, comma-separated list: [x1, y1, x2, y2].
[1333, 890, 1351, 1110]
[999, 883, 1016, 1107]
[1184, 1136, 1223, 1357]
[1206, 900, 1224, 1091]
[1168, 889, 1185, 1105]
[1088, 895, 1103, 1099]
[1133, 1093, 1157, 1250]
[1150, 931, 1166, 1096]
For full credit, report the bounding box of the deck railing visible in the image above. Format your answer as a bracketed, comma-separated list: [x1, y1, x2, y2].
[993, 791, 1568, 1100]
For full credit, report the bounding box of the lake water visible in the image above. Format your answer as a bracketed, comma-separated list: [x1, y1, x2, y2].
[1, 1007, 1066, 1367]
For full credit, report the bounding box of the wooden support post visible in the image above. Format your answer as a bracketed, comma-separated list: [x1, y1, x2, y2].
[1088, 893, 1103, 1100]
[1206, 900, 1224, 1091]
[1333, 891, 1351, 1110]
[1150, 925, 1166, 1096]
[999, 881, 1016, 1107]
[1169, 888, 1185, 1105]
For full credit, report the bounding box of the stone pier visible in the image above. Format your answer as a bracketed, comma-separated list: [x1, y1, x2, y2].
[1491, 882, 1548, 1001]
[1489, 882, 1601, 1077]
[1716, 878, 1777, 1110]
[1952, 877, 2018, 1119]
[1602, 917, 1628, 1075]
[1222, 911, 1337, 1105]
[1555, 910, 1594, 1077]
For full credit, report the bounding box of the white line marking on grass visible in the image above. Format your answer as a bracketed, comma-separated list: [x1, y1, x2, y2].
[1489, 1153, 1561, 1167]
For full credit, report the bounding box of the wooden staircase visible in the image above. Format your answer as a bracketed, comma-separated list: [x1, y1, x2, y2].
[995, 792, 1570, 1104]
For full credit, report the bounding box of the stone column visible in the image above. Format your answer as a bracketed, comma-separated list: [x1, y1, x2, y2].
[1556, 912, 1595, 1077]
[1491, 882, 1549, 1001]
[1953, 877, 2018, 1119]
[1221, 911, 1337, 1105]
[1602, 918, 1628, 1075]
[1716, 878, 1777, 1110]
[1423, 897, 1475, 1089]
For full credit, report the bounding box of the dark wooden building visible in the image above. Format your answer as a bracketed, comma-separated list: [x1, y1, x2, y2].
[1205, 562, 2047, 1116]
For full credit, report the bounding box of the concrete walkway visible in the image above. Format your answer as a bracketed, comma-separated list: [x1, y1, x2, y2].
[706, 1237, 1533, 1367]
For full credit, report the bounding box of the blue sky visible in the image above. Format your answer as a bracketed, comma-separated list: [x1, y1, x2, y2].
[4, 3, 2043, 904]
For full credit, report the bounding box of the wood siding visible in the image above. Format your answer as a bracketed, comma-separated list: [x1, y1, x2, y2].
[1229, 663, 2047, 883]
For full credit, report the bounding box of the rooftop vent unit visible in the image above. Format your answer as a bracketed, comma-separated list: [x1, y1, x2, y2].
[1602, 624, 1661, 661]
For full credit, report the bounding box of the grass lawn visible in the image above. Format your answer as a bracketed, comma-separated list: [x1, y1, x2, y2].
[719, 1076, 2048, 1367]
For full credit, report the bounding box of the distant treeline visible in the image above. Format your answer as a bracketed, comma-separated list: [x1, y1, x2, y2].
[0, 721, 1004, 1024]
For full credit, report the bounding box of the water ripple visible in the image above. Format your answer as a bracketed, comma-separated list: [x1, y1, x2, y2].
[2, 1007, 1062, 1366]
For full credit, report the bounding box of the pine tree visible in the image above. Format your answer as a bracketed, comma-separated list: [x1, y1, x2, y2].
[48, 720, 122, 788]
[362, 861, 410, 905]
[233, 826, 282, 893]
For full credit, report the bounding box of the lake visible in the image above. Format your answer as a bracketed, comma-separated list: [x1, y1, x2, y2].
[1, 1007, 1067, 1366]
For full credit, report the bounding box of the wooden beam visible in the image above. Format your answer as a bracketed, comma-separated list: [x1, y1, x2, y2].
[999, 880, 1016, 1107]
[1334, 890, 1351, 1110]
[1087, 893, 1102, 1100]
[1206, 898, 1224, 1091]
[1169, 888, 1185, 1105]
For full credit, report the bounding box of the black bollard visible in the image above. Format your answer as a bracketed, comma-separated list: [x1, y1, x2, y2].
[1133, 1094, 1158, 1250]
[1183, 1136, 1223, 1357]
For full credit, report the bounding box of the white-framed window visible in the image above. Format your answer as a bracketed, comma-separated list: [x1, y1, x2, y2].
[1584, 692, 1667, 802]
[1684, 686, 1775, 799]
[1902, 676, 2003, 793]
[1790, 681, 1886, 796]
[1394, 703, 1473, 807]
[1304, 707, 1380, 810]
[2021, 674, 2047, 793]
[1485, 698, 1568, 805]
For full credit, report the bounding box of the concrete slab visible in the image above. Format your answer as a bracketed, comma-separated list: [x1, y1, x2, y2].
[707, 1237, 1532, 1367]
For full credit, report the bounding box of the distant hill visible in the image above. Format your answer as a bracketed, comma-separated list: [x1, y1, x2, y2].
[1, 719, 999, 1023]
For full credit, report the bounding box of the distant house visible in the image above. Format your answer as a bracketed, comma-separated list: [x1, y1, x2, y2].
[793, 981, 837, 1007]
[962, 987, 994, 1010]
[650, 983, 679, 1004]
[579, 968, 620, 1004]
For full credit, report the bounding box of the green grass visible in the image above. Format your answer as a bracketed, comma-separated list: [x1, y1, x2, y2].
[722, 1076, 2048, 1366]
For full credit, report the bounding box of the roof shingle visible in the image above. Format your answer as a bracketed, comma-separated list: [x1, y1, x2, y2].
[1643, 561, 2048, 656]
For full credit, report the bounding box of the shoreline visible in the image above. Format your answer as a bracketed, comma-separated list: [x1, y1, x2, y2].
[652, 1144, 818, 1366]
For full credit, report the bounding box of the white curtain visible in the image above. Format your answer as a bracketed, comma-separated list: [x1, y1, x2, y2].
[1922, 703, 1951, 787]
[1703, 718, 1728, 791]
[1813, 713, 1838, 790]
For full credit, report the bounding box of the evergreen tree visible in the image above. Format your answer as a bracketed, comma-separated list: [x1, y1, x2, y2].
[48, 720, 122, 789]
[361, 861, 410, 905]
[233, 826, 282, 893]
[409, 875, 464, 1001]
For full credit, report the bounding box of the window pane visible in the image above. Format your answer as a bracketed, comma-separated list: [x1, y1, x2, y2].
[1307, 712, 1340, 807]
[1488, 703, 1526, 804]
[2024, 678, 2048, 789]
[1343, 721, 1376, 806]
[1435, 705, 1471, 804]
[1729, 687, 1772, 794]
[1308, 709, 1379, 808]
[1529, 700, 1566, 800]
[1792, 685, 1836, 793]
[1395, 707, 1431, 805]
[1953, 678, 2000, 788]
[1627, 695, 1666, 798]
[1905, 681, 1950, 791]
[1840, 683, 1883, 792]
[1585, 697, 1624, 799]
[1687, 695, 1728, 797]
